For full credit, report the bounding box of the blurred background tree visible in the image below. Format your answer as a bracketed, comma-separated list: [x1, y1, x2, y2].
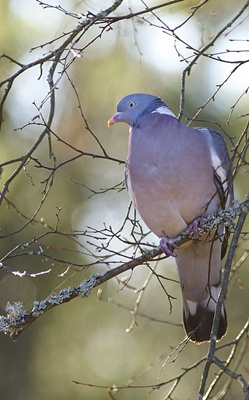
[0, 0, 248, 399]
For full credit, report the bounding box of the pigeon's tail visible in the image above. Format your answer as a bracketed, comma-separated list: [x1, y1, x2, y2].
[182, 286, 227, 343]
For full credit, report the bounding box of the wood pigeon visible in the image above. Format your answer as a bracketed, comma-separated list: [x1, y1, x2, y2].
[108, 93, 233, 343]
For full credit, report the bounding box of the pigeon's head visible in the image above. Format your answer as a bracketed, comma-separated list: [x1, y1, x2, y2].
[108, 93, 164, 128]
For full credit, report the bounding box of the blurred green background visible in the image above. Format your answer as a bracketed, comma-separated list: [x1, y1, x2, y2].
[0, 0, 248, 399]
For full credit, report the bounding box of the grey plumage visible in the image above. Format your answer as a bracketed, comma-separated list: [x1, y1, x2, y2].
[108, 93, 233, 343]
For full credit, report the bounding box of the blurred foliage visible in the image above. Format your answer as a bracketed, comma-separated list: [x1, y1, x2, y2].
[0, 0, 248, 399]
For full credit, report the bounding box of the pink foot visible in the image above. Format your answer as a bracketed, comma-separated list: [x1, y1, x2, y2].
[185, 217, 206, 239]
[159, 237, 177, 257]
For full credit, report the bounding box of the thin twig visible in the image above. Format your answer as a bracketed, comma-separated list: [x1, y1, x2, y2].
[198, 200, 249, 399]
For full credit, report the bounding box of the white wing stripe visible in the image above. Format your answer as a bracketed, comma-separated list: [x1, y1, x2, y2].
[210, 148, 230, 207]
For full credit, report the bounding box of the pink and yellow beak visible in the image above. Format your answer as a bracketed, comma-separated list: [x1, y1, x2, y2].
[107, 112, 121, 127]
[107, 116, 116, 127]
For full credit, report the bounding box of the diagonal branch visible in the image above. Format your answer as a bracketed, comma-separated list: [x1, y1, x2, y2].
[0, 200, 247, 341]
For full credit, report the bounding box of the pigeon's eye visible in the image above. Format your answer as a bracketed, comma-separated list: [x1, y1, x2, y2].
[129, 101, 136, 108]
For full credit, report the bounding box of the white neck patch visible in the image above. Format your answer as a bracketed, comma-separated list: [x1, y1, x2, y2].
[151, 106, 176, 118]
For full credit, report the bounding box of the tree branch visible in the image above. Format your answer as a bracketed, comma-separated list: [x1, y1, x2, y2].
[0, 200, 246, 341]
[198, 199, 249, 399]
[179, 0, 249, 120]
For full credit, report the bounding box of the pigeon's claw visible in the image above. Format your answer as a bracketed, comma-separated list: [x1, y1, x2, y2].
[185, 217, 206, 239]
[159, 236, 177, 257]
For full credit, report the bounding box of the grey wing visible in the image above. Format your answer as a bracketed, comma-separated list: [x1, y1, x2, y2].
[196, 128, 234, 208]
[196, 128, 234, 258]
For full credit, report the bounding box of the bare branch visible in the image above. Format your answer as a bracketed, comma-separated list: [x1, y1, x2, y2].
[198, 200, 249, 399]
[179, 0, 249, 119]
[0, 200, 246, 341]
